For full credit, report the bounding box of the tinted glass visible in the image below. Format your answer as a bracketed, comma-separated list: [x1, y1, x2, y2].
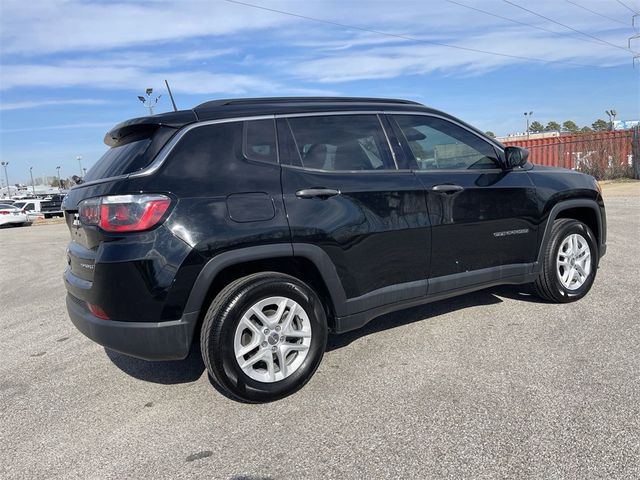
[84, 139, 152, 181]
[243, 119, 277, 163]
[394, 115, 500, 170]
[286, 115, 395, 171]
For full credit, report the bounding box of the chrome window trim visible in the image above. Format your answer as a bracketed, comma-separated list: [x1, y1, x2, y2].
[73, 109, 503, 188]
[280, 164, 415, 174]
[130, 114, 276, 178]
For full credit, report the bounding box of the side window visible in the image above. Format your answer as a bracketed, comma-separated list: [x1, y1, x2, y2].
[24, 203, 35, 211]
[394, 115, 500, 170]
[243, 119, 277, 163]
[285, 115, 395, 171]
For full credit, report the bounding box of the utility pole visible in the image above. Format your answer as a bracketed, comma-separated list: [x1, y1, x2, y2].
[1, 161, 10, 198]
[629, 13, 639, 67]
[29, 167, 36, 196]
[56, 166, 62, 191]
[77, 156, 83, 177]
[524, 111, 533, 138]
[137, 88, 162, 115]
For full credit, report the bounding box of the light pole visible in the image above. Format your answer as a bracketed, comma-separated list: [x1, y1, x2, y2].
[524, 111, 533, 138]
[605, 110, 617, 131]
[1, 161, 9, 198]
[611, 109, 617, 130]
[77, 156, 83, 177]
[56, 166, 61, 191]
[29, 167, 36, 196]
[137, 88, 162, 115]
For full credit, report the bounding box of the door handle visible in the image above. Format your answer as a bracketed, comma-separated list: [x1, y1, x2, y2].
[431, 184, 464, 194]
[295, 188, 341, 199]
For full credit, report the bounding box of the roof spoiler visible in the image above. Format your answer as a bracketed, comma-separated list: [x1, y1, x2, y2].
[104, 110, 197, 147]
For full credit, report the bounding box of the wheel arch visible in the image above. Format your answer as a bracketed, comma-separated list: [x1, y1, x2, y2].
[535, 199, 604, 270]
[183, 243, 347, 336]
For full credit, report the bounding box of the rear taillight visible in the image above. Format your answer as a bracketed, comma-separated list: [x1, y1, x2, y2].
[78, 194, 171, 232]
[87, 303, 110, 320]
[0, 211, 10, 215]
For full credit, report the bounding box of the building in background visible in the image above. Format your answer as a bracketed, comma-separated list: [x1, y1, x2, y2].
[613, 120, 639, 131]
[497, 131, 560, 142]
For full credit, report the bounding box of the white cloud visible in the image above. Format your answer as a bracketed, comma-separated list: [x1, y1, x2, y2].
[0, 0, 292, 55]
[0, 122, 116, 133]
[0, 0, 633, 93]
[0, 99, 108, 111]
[0, 63, 277, 94]
[289, 20, 631, 82]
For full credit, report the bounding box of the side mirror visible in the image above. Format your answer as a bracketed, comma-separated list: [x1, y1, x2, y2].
[504, 146, 529, 169]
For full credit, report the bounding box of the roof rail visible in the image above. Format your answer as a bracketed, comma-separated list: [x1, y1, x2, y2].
[195, 96, 423, 109]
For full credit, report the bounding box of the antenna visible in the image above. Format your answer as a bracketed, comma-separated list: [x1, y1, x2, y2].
[165, 80, 178, 112]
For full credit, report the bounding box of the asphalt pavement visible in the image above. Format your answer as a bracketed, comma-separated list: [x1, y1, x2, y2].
[1, 187, 639, 479]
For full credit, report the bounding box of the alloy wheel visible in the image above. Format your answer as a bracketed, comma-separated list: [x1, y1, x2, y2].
[233, 296, 312, 383]
[556, 233, 591, 290]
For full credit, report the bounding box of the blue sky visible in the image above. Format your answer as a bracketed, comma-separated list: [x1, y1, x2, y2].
[1, 0, 639, 184]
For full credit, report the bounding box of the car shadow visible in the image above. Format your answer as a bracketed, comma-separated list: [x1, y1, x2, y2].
[326, 284, 543, 352]
[105, 343, 206, 385]
[103, 285, 547, 384]
[490, 284, 551, 304]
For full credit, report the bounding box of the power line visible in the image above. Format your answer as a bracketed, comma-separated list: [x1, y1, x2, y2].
[223, 0, 601, 68]
[615, 0, 639, 15]
[446, 0, 618, 47]
[503, 0, 633, 52]
[565, 0, 630, 27]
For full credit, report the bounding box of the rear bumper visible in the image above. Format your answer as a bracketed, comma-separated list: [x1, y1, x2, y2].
[66, 294, 198, 361]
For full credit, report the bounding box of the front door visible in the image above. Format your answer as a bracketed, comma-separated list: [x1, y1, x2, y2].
[389, 114, 539, 292]
[277, 113, 430, 316]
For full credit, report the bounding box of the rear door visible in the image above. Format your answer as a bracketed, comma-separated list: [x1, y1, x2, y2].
[277, 113, 430, 316]
[389, 113, 539, 292]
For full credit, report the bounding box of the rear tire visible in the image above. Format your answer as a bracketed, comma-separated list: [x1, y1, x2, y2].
[200, 272, 327, 403]
[532, 218, 598, 303]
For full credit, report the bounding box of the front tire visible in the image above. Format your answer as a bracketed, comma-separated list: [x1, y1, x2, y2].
[200, 272, 328, 403]
[533, 218, 598, 303]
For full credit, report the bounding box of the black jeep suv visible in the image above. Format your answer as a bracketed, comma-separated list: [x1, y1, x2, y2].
[63, 97, 606, 402]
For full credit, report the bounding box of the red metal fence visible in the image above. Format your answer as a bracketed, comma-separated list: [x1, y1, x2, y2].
[502, 129, 639, 179]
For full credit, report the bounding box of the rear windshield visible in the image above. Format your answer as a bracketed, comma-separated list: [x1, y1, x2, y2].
[83, 139, 152, 182]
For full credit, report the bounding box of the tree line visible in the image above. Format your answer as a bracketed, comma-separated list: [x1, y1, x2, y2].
[485, 118, 611, 138]
[528, 118, 610, 134]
